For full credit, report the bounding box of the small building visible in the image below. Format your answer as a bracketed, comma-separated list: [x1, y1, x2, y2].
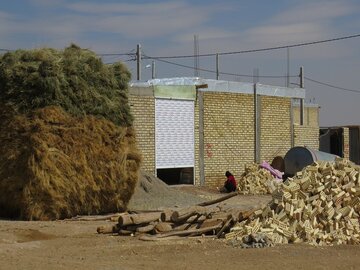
[320, 126, 360, 165]
[129, 78, 319, 187]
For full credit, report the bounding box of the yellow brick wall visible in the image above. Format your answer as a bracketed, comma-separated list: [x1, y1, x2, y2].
[343, 127, 350, 159]
[260, 96, 292, 163]
[194, 95, 200, 186]
[128, 95, 156, 174]
[201, 92, 255, 187]
[294, 125, 319, 150]
[293, 106, 319, 126]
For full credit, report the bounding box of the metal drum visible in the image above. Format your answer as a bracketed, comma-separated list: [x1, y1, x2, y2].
[284, 146, 338, 176]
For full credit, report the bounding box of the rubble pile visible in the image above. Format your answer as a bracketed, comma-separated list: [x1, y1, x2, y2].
[227, 158, 360, 246]
[229, 233, 274, 248]
[238, 163, 281, 195]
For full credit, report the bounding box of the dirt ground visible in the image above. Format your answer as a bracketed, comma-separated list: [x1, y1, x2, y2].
[1, 189, 360, 270]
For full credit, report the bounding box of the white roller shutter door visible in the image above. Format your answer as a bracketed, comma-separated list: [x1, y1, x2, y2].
[155, 99, 194, 169]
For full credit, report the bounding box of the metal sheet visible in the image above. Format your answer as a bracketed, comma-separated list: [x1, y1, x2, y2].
[155, 99, 195, 168]
[154, 85, 196, 100]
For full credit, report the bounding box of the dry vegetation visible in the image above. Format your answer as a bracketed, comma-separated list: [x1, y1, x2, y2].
[0, 46, 141, 220]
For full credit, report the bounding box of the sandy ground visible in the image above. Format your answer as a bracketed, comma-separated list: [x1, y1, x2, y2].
[1, 190, 360, 270]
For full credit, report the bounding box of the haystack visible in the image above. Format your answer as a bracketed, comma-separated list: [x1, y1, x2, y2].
[0, 45, 141, 220]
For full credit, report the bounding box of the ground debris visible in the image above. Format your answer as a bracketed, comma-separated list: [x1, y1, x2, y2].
[228, 233, 274, 248]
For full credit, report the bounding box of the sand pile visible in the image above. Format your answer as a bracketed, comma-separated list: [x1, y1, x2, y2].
[128, 171, 205, 210]
[0, 45, 141, 220]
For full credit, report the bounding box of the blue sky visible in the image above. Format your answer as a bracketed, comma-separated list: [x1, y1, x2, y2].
[1, 0, 360, 126]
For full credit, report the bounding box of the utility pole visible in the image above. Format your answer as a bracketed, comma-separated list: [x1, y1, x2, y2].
[136, 44, 141, 81]
[194, 35, 199, 77]
[300, 66, 305, 125]
[286, 47, 290, 87]
[216, 53, 219, 80]
[151, 60, 156, 79]
[253, 68, 259, 84]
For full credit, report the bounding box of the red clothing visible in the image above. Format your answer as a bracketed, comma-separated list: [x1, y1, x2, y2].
[226, 175, 237, 188]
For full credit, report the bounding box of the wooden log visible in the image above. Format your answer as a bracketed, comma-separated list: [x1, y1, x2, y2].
[239, 209, 255, 221]
[208, 212, 235, 222]
[187, 214, 206, 223]
[216, 216, 234, 238]
[155, 222, 173, 233]
[198, 219, 223, 229]
[131, 212, 162, 225]
[97, 224, 120, 234]
[173, 223, 196, 231]
[136, 224, 155, 233]
[171, 206, 206, 223]
[66, 213, 124, 221]
[118, 229, 134, 236]
[118, 215, 134, 226]
[160, 210, 175, 222]
[144, 224, 222, 239]
[197, 192, 239, 207]
[118, 212, 162, 226]
[122, 225, 139, 232]
[139, 235, 214, 241]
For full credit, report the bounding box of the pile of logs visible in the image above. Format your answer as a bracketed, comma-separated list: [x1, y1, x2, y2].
[226, 158, 360, 246]
[238, 163, 280, 195]
[97, 192, 254, 241]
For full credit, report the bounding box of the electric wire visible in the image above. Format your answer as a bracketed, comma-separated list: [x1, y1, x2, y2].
[305, 76, 360, 94]
[146, 55, 297, 78]
[143, 33, 360, 59]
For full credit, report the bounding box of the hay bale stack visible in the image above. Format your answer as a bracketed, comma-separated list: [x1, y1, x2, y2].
[238, 163, 280, 195]
[0, 45, 141, 220]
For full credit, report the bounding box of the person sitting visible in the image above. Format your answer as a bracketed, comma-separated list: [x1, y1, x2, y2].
[219, 171, 237, 193]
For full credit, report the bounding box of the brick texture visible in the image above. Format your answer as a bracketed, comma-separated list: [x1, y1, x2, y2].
[260, 96, 292, 163]
[128, 95, 156, 174]
[294, 125, 319, 150]
[293, 106, 319, 127]
[343, 127, 350, 159]
[200, 92, 255, 187]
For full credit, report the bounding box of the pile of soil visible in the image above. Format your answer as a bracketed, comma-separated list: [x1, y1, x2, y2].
[128, 171, 207, 210]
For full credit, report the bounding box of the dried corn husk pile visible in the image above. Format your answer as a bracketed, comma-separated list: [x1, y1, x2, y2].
[238, 163, 280, 195]
[227, 158, 360, 246]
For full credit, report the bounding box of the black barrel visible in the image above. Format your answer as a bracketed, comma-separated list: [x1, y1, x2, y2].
[284, 146, 338, 176]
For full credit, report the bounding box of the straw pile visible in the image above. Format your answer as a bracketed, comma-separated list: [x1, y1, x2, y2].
[238, 163, 280, 195]
[0, 44, 132, 126]
[0, 46, 141, 220]
[226, 158, 360, 246]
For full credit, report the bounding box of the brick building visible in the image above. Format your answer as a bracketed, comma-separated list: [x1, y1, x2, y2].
[129, 78, 319, 187]
[320, 126, 360, 165]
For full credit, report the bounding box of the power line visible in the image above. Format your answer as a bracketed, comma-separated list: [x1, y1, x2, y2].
[305, 76, 360, 94]
[143, 33, 360, 59]
[146, 55, 297, 78]
[98, 52, 135, 56]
